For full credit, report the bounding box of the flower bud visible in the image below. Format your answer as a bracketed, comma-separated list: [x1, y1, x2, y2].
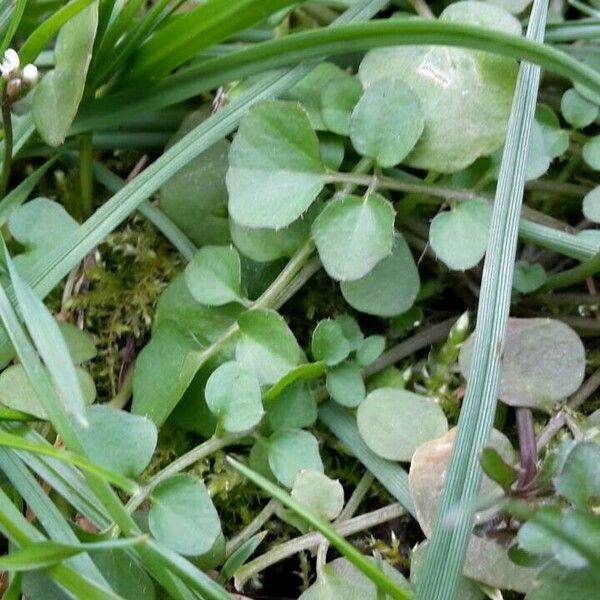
[0, 48, 19, 79]
[22, 64, 38, 86]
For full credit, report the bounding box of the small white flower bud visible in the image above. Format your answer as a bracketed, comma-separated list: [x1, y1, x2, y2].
[1, 48, 20, 79]
[22, 64, 38, 86]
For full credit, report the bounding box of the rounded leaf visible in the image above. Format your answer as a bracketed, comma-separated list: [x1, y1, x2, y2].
[459, 318, 585, 409]
[341, 233, 419, 316]
[561, 88, 599, 129]
[582, 186, 600, 223]
[356, 335, 386, 367]
[326, 363, 365, 408]
[429, 200, 491, 270]
[513, 261, 547, 294]
[291, 469, 344, 521]
[321, 76, 363, 135]
[357, 388, 447, 461]
[265, 382, 317, 431]
[227, 101, 325, 228]
[57, 322, 96, 364]
[349, 78, 424, 167]
[555, 442, 600, 509]
[205, 361, 264, 433]
[267, 429, 323, 488]
[311, 319, 350, 366]
[236, 309, 303, 385]
[312, 194, 395, 282]
[359, 2, 521, 172]
[184, 246, 243, 306]
[149, 474, 221, 556]
[583, 136, 600, 170]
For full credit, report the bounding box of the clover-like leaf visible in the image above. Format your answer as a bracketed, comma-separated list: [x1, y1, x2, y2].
[326, 362, 365, 408]
[235, 309, 303, 385]
[536, 104, 569, 159]
[341, 233, 419, 316]
[77, 405, 157, 478]
[160, 108, 231, 246]
[267, 429, 323, 488]
[204, 361, 264, 433]
[299, 557, 411, 600]
[513, 260, 547, 294]
[33, 1, 98, 146]
[359, 1, 520, 172]
[525, 120, 551, 181]
[321, 76, 363, 136]
[291, 469, 344, 521]
[57, 322, 96, 364]
[265, 382, 317, 431]
[555, 441, 600, 509]
[335, 314, 364, 351]
[148, 474, 221, 556]
[561, 88, 599, 129]
[583, 136, 600, 170]
[311, 319, 350, 366]
[349, 78, 424, 167]
[409, 427, 515, 537]
[459, 318, 585, 409]
[430, 200, 491, 271]
[184, 246, 244, 306]
[312, 194, 395, 282]
[227, 101, 325, 228]
[356, 335, 385, 367]
[357, 388, 447, 462]
[583, 186, 600, 223]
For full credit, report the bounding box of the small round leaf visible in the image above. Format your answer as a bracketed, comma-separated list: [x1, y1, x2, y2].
[341, 233, 420, 316]
[266, 382, 317, 431]
[583, 136, 600, 170]
[429, 200, 491, 270]
[555, 442, 600, 509]
[326, 363, 366, 408]
[357, 388, 448, 461]
[513, 261, 547, 294]
[205, 361, 264, 433]
[321, 76, 363, 136]
[356, 335, 386, 367]
[291, 470, 344, 521]
[311, 319, 350, 366]
[561, 88, 599, 129]
[312, 194, 395, 282]
[267, 429, 323, 488]
[149, 474, 221, 556]
[582, 186, 600, 223]
[349, 79, 424, 167]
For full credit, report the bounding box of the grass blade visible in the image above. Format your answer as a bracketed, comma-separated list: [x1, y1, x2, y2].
[0, 0, 28, 53]
[416, 2, 549, 599]
[227, 456, 413, 600]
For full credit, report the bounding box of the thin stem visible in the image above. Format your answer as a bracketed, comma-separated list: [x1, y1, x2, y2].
[225, 499, 278, 557]
[0, 86, 13, 199]
[234, 504, 405, 590]
[540, 252, 600, 291]
[78, 133, 94, 219]
[407, 0, 435, 18]
[107, 365, 134, 410]
[516, 408, 537, 487]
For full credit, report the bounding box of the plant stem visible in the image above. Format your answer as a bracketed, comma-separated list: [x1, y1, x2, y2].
[516, 408, 537, 487]
[0, 86, 13, 199]
[234, 504, 405, 590]
[540, 252, 600, 291]
[78, 133, 94, 219]
[225, 499, 278, 557]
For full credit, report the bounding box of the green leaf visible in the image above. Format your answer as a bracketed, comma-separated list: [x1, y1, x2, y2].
[236, 309, 302, 385]
[321, 75, 363, 136]
[159, 109, 230, 247]
[265, 381, 317, 431]
[349, 78, 424, 167]
[77, 405, 157, 478]
[300, 557, 412, 600]
[524, 120, 551, 180]
[459, 318, 585, 409]
[57, 322, 96, 364]
[312, 193, 395, 281]
[409, 428, 515, 537]
[184, 246, 244, 306]
[218, 531, 266, 584]
[582, 186, 600, 223]
[358, 2, 521, 172]
[555, 442, 600, 509]
[9, 199, 78, 274]
[513, 260, 547, 293]
[583, 135, 600, 170]
[479, 447, 518, 492]
[336, 314, 364, 351]
[149, 474, 221, 557]
[267, 429, 323, 488]
[318, 133, 346, 170]
[536, 106, 569, 159]
[227, 101, 325, 228]
[484, 0, 532, 14]
[429, 200, 491, 271]
[561, 88, 599, 129]
[205, 361, 264, 433]
[0, 365, 95, 420]
[228, 458, 413, 600]
[32, 1, 98, 146]
[291, 469, 344, 521]
[356, 335, 386, 367]
[341, 233, 419, 316]
[311, 319, 351, 366]
[357, 388, 447, 462]
[525, 562, 600, 600]
[326, 362, 366, 408]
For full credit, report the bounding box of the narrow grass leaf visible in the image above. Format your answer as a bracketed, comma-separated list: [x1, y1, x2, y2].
[0, 0, 27, 53]
[416, 3, 549, 599]
[227, 457, 413, 600]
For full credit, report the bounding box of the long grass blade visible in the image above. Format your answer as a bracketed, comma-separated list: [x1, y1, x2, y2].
[416, 2, 549, 599]
[0, 0, 28, 53]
